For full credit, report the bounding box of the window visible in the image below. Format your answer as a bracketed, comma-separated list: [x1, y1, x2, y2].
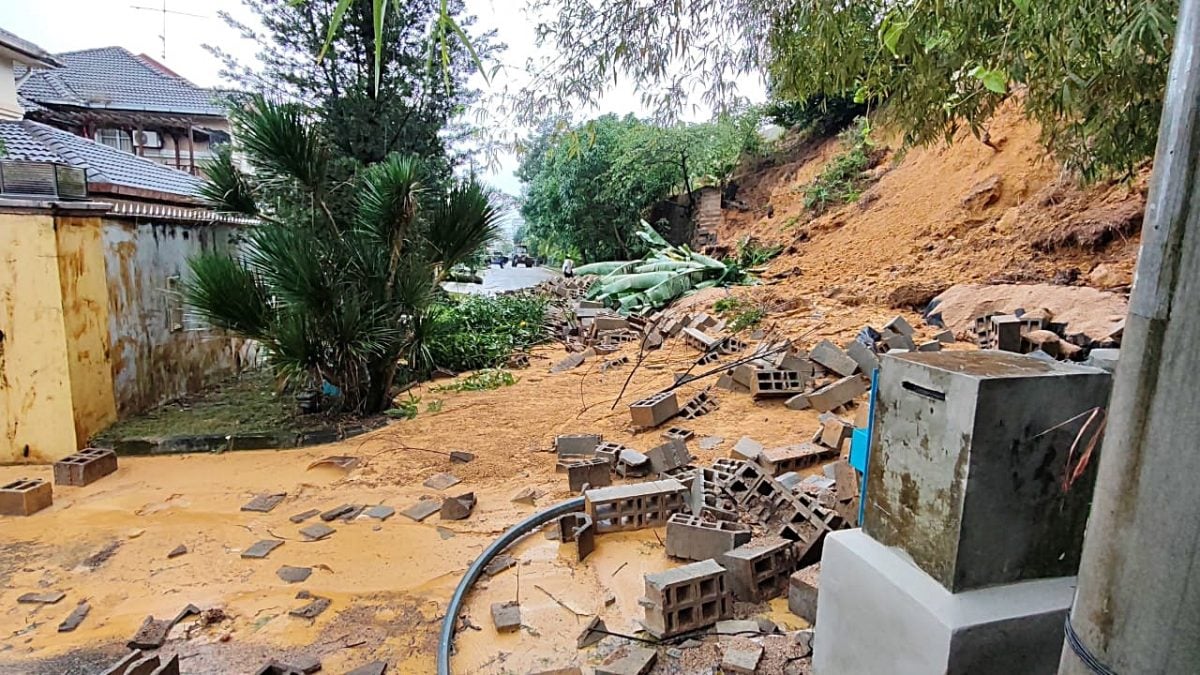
[96, 128, 132, 153]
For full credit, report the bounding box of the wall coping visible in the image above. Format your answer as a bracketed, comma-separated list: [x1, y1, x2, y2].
[0, 197, 113, 217]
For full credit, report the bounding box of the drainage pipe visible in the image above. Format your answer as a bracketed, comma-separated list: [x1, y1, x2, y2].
[437, 496, 586, 675]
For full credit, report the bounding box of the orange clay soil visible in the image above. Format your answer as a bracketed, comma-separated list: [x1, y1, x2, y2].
[0, 327, 845, 675]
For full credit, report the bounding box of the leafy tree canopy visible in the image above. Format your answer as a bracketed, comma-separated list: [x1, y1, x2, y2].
[517, 111, 761, 262]
[208, 0, 495, 179]
[499, 0, 1176, 180]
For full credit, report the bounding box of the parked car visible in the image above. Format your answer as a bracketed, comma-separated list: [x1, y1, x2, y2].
[511, 246, 536, 267]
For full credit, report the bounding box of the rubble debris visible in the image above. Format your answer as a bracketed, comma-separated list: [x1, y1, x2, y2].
[97, 651, 143, 675]
[586, 479, 687, 533]
[299, 523, 336, 541]
[884, 315, 915, 337]
[491, 600, 521, 633]
[510, 487, 543, 505]
[82, 540, 122, 569]
[306, 455, 360, 471]
[507, 352, 531, 369]
[289, 596, 331, 619]
[556, 434, 602, 457]
[664, 513, 751, 561]
[629, 391, 680, 428]
[255, 656, 322, 675]
[600, 355, 630, 372]
[399, 499, 441, 522]
[615, 448, 652, 478]
[422, 473, 462, 490]
[810, 340, 859, 377]
[788, 569, 819, 623]
[551, 352, 587, 373]
[345, 661, 388, 675]
[483, 555, 517, 577]
[662, 427, 694, 442]
[917, 340, 943, 352]
[339, 505, 366, 521]
[934, 329, 955, 343]
[17, 591, 65, 604]
[647, 438, 691, 474]
[0, 478, 52, 516]
[165, 544, 188, 560]
[440, 492, 477, 521]
[241, 493, 288, 513]
[57, 601, 90, 632]
[577, 616, 608, 648]
[698, 436, 724, 451]
[818, 414, 854, 452]
[242, 540, 285, 559]
[53, 448, 118, 487]
[805, 375, 869, 412]
[714, 619, 763, 639]
[1086, 348, 1119, 372]
[364, 505, 395, 520]
[750, 368, 808, 399]
[678, 390, 720, 419]
[449, 451, 476, 464]
[319, 504, 357, 521]
[731, 436, 764, 462]
[720, 538, 797, 603]
[758, 444, 837, 476]
[276, 566, 313, 584]
[289, 509, 321, 524]
[785, 394, 811, 411]
[845, 340, 881, 374]
[557, 512, 596, 561]
[596, 645, 657, 675]
[641, 559, 732, 638]
[565, 458, 612, 493]
[721, 643, 764, 674]
[128, 608, 189, 650]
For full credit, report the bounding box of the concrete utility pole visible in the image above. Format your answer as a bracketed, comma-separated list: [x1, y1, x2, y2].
[1060, 0, 1200, 672]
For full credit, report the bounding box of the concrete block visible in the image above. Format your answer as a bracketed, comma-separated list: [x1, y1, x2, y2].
[785, 394, 811, 410]
[805, 375, 868, 412]
[730, 436, 764, 462]
[818, 414, 853, 452]
[585, 479, 687, 533]
[647, 438, 691, 474]
[813, 529, 1075, 675]
[721, 643, 763, 673]
[845, 339, 880, 375]
[750, 369, 807, 398]
[53, 448, 118, 487]
[788, 571, 819, 623]
[665, 513, 751, 560]
[866, 351, 1112, 592]
[593, 316, 629, 332]
[731, 363, 760, 388]
[566, 458, 611, 493]
[934, 329, 956, 343]
[555, 434, 601, 457]
[681, 326, 719, 351]
[662, 426, 694, 442]
[593, 441, 625, 466]
[616, 448, 652, 478]
[641, 559, 732, 637]
[810, 340, 859, 377]
[917, 340, 943, 352]
[0, 478, 52, 516]
[558, 512, 596, 561]
[719, 537, 796, 603]
[881, 330, 917, 351]
[490, 601, 521, 633]
[596, 646, 656, 675]
[678, 390, 719, 420]
[440, 492, 476, 521]
[758, 443, 836, 475]
[629, 392, 679, 428]
[884, 315, 915, 337]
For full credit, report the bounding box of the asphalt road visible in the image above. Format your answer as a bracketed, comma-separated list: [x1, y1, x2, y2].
[442, 264, 559, 295]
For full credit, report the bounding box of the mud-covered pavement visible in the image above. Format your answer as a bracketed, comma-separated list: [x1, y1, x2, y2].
[0, 297, 906, 674]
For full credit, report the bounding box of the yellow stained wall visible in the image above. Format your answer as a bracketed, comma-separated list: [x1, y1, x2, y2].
[55, 217, 118, 448]
[0, 210, 116, 464]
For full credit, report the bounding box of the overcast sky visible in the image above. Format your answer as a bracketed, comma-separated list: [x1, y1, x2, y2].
[0, 0, 763, 195]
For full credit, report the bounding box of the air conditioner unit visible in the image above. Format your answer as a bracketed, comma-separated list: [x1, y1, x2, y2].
[135, 130, 163, 148]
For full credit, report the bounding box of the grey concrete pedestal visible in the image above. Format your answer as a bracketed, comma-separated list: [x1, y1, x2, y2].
[813, 530, 1075, 675]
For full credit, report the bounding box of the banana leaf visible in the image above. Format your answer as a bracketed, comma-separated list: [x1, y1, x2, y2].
[592, 271, 677, 296]
[687, 250, 728, 270]
[634, 219, 669, 248]
[633, 260, 706, 273]
[575, 260, 633, 276]
[642, 269, 709, 307]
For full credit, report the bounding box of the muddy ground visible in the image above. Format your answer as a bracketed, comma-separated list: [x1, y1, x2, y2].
[0, 300, 898, 674]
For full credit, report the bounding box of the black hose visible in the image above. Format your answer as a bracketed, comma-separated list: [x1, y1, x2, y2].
[437, 496, 587, 675]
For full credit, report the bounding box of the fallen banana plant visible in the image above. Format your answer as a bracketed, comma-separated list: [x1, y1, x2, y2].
[575, 221, 754, 314]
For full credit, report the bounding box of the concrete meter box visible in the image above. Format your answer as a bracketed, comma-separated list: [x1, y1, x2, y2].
[864, 351, 1112, 592]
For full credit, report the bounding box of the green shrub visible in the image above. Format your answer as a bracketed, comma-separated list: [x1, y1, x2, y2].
[424, 294, 548, 372]
[713, 296, 767, 333]
[431, 369, 518, 393]
[801, 117, 875, 213]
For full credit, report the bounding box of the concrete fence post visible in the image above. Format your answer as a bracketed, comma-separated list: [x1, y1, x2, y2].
[1060, 0, 1200, 672]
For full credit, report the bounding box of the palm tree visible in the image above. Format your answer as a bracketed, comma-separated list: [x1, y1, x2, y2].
[187, 95, 501, 413]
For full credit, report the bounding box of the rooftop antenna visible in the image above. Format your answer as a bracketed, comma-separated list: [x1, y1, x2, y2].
[130, 1, 208, 60]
